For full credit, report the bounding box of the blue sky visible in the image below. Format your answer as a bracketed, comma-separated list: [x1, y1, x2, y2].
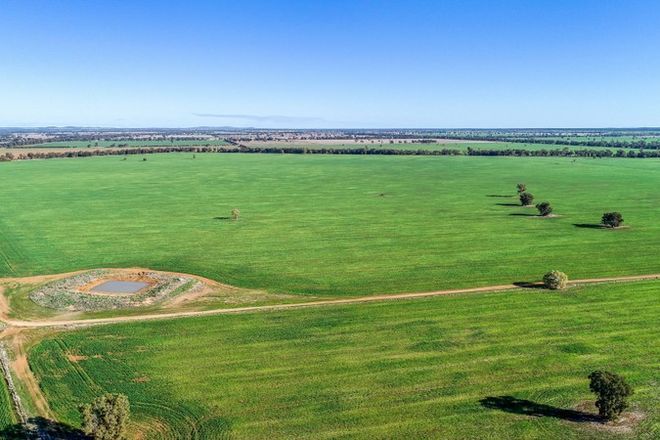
[1, 0, 659, 128]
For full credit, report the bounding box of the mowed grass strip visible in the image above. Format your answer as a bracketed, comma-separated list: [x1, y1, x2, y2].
[1, 154, 660, 295]
[30, 281, 660, 439]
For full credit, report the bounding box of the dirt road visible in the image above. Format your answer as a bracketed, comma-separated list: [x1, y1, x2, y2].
[3, 273, 659, 330]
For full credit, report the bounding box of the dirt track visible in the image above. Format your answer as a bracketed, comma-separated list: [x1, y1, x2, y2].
[1, 271, 659, 424]
[3, 273, 659, 329]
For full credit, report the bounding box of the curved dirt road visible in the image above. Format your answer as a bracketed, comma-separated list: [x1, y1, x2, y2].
[3, 273, 659, 329]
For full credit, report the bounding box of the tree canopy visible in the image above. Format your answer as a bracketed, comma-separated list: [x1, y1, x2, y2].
[588, 371, 633, 421]
[601, 212, 623, 228]
[80, 393, 130, 440]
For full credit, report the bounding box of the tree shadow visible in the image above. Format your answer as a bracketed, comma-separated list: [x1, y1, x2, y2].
[495, 203, 522, 207]
[213, 216, 231, 220]
[486, 194, 514, 198]
[480, 396, 602, 423]
[573, 223, 604, 229]
[0, 417, 89, 439]
[509, 213, 538, 217]
[513, 281, 545, 289]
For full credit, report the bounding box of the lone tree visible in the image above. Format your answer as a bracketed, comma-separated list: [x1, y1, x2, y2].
[543, 270, 568, 290]
[519, 192, 534, 206]
[601, 212, 623, 228]
[588, 371, 633, 421]
[231, 208, 240, 221]
[536, 201, 553, 216]
[516, 183, 527, 193]
[80, 393, 130, 440]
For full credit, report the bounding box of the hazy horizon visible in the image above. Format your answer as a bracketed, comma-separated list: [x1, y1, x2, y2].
[4, 125, 660, 131]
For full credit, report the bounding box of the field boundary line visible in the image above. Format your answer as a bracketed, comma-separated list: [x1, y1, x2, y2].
[0, 342, 27, 424]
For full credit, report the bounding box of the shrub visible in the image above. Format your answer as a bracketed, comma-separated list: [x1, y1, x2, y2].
[601, 212, 623, 228]
[519, 192, 534, 206]
[231, 208, 240, 221]
[588, 371, 633, 421]
[535, 201, 553, 216]
[543, 270, 568, 290]
[80, 393, 130, 440]
[516, 183, 526, 193]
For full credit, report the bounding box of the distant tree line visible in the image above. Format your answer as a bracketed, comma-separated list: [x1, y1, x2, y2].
[438, 134, 660, 150]
[3, 144, 660, 162]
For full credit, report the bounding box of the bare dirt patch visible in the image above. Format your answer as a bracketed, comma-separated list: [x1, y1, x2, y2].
[6, 329, 54, 419]
[574, 401, 645, 434]
[534, 214, 561, 219]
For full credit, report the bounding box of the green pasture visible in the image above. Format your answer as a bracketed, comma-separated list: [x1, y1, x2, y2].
[0, 154, 659, 296]
[30, 281, 660, 439]
[0, 377, 16, 431]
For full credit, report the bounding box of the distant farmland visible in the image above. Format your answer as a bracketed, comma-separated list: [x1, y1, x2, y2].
[20, 139, 229, 148]
[241, 139, 617, 152]
[0, 154, 658, 296]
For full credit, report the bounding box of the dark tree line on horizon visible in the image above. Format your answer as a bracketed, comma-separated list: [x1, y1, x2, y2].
[438, 134, 660, 150]
[3, 144, 660, 162]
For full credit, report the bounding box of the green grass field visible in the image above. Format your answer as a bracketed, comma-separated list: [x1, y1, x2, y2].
[1, 154, 659, 296]
[30, 281, 660, 439]
[0, 377, 16, 432]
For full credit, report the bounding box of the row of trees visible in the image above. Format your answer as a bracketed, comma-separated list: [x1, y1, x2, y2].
[517, 184, 553, 216]
[442, 134, 660, 150]
[516, 183, 624, 227]
[4, 145, 660, 163]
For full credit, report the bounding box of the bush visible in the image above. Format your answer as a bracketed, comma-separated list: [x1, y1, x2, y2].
[80, 393, 130, 440]
[519, 192, 534, 206]
[588, 371, 633, 421]
[535, 201, 553, 216]
[543, 270, 568, 290]
[601, 212, 623, 228]
[231, 208, 240, 221]
[516, 183, 526, 193]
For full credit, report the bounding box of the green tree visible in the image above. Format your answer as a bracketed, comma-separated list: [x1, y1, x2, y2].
[519, 192, 534, 206]
[601, 212, 623, 228]
[535, 202, 553, 216]
[542, 270, 568, 290]
[79, 393, 130, 440]
[516, 183, 526, 193]
[588, 371, 633, 421]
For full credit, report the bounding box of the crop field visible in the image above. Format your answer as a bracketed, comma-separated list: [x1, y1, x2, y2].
[0, 154, 659, 296]
[29, 280, 660, 439]
[0, 377, 16, 431]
